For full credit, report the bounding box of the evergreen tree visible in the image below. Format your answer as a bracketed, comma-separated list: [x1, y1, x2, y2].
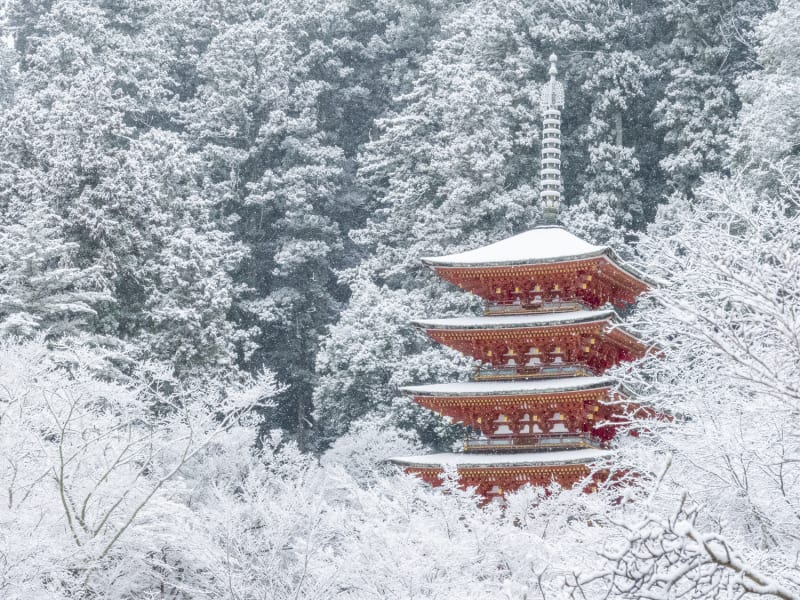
[316, 0, 545, 446]
[0, 197, 111, 337]
[653, 0, 772, 194]
[0, 44, 15, 107]
[0, 0, 250, 378]
[736, 0, 800, 168]
[185, 0, 449, 447]
[314, 274, 472, 446]
[564, 51, 655, 246]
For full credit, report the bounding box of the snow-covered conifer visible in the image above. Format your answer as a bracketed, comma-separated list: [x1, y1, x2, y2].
[0, 197, 110, 337]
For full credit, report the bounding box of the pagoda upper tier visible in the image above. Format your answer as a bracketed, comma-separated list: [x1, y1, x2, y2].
[422, 226, 650, 309]
[413, 309, 647, 377]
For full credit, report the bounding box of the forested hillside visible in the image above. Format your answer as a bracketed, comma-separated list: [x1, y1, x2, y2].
[2, 0, 800, 598]
[0, 0, 773, 448]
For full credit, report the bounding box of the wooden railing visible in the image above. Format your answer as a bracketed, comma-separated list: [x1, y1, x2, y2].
[464, 432, 605, 452]
[483, 300, 586, 315]
[473, 364, 595, 380]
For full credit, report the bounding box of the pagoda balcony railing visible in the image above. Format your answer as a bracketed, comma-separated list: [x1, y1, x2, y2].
[464, 432, 605, 452]
[473, 364, 595, 380]
[483, 299, 587, 316]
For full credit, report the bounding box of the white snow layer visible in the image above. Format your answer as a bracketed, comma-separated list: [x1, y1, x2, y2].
[401, 375, 614, 396]
[421, 226, 606, 266]
[413, 309, 615, 329]
[390, 448, 613, 467]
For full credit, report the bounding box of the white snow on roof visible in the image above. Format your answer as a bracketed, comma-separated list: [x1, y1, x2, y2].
[401, 376, 614, 396]
[422, 226, 606, 267]
[390, 448, 613, 468]
[413, 309, 615, 330]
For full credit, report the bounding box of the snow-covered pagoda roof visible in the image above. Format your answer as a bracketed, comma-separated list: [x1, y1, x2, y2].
[401, 375, 614, 396]
[421, 226, 651, 286]
[412, 309, 616, 330]
[422, 226, 603, 266]
[390, 448, 612, 468]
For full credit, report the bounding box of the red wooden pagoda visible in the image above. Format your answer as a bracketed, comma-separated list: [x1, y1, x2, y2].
[391, 55, 651, 500]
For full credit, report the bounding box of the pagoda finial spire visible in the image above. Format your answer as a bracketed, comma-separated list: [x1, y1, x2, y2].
[540, 53, 565, 225]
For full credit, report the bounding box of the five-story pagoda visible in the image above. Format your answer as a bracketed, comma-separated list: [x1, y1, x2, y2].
[390, 55, 651, 500]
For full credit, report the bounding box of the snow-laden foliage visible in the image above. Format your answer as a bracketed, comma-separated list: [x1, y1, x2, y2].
[0, 2, 251, 378]
[3, 1, 800, 597]
[592, 12, 800, 594]
[320, 414, 422, 484]
[591, 171, 800, 599]
[0, 197, 111, 337]
[0, 336, 615, 600]
[0, 337, 279, 598]
[653, 0, 770, 193]
[737, 0, 800, 169]
[313, 274, 475, 446]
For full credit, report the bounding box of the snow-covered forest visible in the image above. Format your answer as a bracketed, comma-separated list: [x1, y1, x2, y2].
[1, 0, 799, 597]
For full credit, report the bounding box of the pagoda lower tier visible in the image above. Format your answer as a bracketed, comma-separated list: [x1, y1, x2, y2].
[391, 449, 612, 499]
[413, 310, 647, 375]
[401, 376, 628, 448]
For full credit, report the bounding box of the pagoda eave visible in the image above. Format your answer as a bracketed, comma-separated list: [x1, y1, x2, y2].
[391, 449, 613, 498]
[408, 388, 614, 410]
[412, 309, 617, 331]
[407, 388, 628, 444]
[390, 448, 612, 469]
[417, 319, 648, 371]
[428, 254, 650, 308]
[400, 375, 616, 397]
